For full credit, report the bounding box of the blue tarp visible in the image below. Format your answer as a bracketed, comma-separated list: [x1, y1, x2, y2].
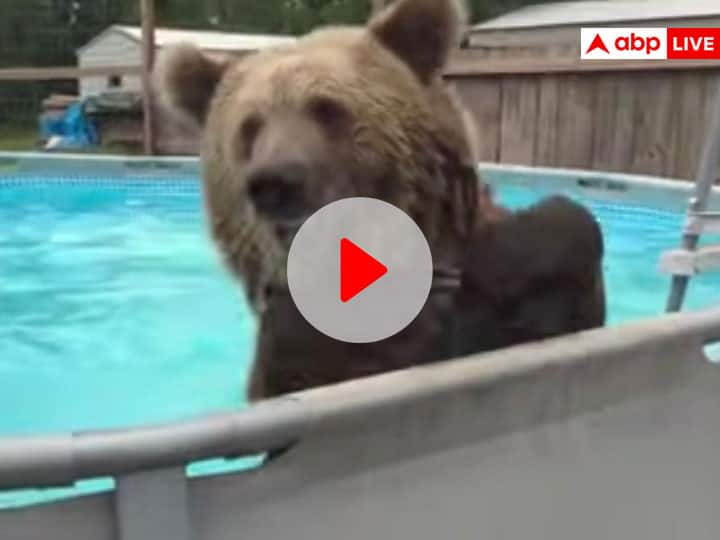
[39, 101, 99, 150]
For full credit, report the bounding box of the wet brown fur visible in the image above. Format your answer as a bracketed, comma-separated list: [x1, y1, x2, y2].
[155, 0, 605, 401]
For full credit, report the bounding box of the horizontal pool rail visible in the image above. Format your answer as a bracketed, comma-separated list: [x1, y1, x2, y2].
[0, 398, 306, 491]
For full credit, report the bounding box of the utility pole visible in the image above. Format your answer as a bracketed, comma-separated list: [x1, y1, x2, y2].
[140, 0, 156, 155]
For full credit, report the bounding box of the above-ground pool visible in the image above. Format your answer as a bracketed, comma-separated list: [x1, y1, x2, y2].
[1, 155, 720, 509]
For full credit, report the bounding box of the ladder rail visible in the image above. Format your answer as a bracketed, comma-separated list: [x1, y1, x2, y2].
[665, 83, 720, 313]
[684, 211, 720, 236]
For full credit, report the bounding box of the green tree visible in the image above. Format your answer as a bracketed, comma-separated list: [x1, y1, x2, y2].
[0, 0, 564, 123]
[282, 0, 371, 34]
[468, 0, 557, 23]
[211, 0, 290, 33]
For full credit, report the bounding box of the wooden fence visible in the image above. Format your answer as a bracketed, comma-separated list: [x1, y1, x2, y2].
[3, 58, 720, 181]
[448, 56, 720, 181]
[0, 66, 141, 81]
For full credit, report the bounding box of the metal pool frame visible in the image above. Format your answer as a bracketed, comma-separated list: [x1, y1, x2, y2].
[1, 153, 720, 540]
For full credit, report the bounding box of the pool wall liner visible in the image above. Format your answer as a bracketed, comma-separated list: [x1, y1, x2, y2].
[1, 306, 720, 539]
[2, 153, 720, 539]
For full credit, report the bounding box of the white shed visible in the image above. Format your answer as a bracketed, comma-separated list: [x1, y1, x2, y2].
[76, 25, 296, 98]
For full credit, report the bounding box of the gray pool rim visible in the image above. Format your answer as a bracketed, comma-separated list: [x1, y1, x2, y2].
[0, 151, 718, 212]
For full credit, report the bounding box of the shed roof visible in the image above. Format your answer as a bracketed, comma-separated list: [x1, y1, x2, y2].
[471, 0, 720, 32]
[77, 25, 296, 55]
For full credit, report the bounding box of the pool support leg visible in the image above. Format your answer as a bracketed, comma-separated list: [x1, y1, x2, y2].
[115, 467, 193, 540]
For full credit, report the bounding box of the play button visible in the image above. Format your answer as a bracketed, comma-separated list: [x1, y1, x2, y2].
[287, 197, 433, 343]
[340, 238, 388, 303]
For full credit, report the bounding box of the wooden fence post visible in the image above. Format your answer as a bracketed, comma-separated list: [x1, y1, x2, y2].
[140, 0, 156, 156]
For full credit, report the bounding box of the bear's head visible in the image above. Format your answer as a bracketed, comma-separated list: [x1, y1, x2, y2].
[156, 0, 480, 310]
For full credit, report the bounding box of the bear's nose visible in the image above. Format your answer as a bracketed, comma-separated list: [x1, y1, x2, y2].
[247, 162, 308, 222]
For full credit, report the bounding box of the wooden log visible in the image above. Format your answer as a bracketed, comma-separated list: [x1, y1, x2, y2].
[140, 0, 157, 156]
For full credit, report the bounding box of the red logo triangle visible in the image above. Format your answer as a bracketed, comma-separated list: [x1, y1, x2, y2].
[586, 33, 609, 54]
[340, 238, 388, 303]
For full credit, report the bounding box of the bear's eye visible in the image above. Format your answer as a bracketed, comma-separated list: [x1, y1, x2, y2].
[307, 97, 351, 131]
[239, 114, 264, 158]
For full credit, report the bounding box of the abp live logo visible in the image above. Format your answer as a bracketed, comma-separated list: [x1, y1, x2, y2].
[581, 28, 666, 59]
[581, 27, 720, 60]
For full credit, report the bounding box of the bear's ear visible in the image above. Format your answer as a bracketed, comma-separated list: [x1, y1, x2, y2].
[154, 44, 231, 127]
[369, 0, 468, 84]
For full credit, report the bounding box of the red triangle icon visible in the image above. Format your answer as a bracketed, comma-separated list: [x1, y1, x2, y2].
[586, 33, 609, 54]
[340, 238, 388, 303]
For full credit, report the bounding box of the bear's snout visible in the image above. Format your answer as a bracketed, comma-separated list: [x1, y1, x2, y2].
[247, 162, 309, 223]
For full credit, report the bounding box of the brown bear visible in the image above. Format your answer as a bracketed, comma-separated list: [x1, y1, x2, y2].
[155, 0, 605, 401]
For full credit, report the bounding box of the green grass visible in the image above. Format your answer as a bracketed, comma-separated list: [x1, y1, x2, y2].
[0, 123, 38, 152]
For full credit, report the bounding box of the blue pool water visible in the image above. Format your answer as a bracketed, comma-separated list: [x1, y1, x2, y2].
[1, 174, 720, 508]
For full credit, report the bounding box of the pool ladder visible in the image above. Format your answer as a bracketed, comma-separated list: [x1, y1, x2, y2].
[660, 84, 720, 312]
